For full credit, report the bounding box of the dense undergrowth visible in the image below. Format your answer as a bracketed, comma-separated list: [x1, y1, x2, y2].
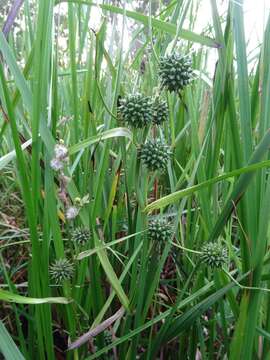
[1, 0, 270, 359]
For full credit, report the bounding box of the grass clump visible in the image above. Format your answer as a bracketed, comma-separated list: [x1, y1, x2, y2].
[1, 1, 270, 359]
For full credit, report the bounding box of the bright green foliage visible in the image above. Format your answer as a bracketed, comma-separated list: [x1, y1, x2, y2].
[1, 1, 270, 359]
[159, 53, 193, 92]
[138, 140, 172, 172]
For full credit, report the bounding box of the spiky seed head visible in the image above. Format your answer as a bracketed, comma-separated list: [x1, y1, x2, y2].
[152, 99, 168, 125]
[201, 242, 228, 269]
[72, 227, 90, 246]
[118, 93, 153, 128]
[104, 330, 112, 346]
[49, 258, 74, 284]
[148, 218, 173, 242]
[159, 53, 193, 92]
[138, 140, 172, 172]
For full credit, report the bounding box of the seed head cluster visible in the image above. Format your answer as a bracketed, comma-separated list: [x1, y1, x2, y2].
[138, 140, 172, 172]
[50, 52, 193, 287]
[159, 54, 193, 92]
[148, 218, 173, 243]
[72, 227, 90, 246]
[201, 242, 228, 269]
[49, 258, 74, 284]
[118, 93, 153, 128]
[152, 99, 168, 125]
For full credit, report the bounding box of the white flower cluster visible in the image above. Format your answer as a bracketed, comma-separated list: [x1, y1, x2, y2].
[50, 140, 69, 171]
[65, 195, 90, 220]
[50, 141, 90, 222]
[58, 115, 74, 126]
[66, 206, 79, 220]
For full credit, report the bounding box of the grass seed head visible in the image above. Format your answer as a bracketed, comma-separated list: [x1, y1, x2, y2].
[159, 53, 193, 92]
[152, 98, 168, 125]
[148, 218, 173, 242]
[201, 242, 228, 269]
[138, 140, 172, 172]
[49, 258, 74, 284]
[104, 330, 113, 346]
[72, 227, 91, 246]
[118, 93, 153, 128]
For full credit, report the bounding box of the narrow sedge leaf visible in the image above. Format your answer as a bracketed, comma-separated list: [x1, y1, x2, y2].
[0, 31, 32, 111]
[91, 242, 143, 328]
[93, 232, 130, 312]
[161, 276, 243, 343]
[230, 293, 249, 358]
[86, 274, 247, 359]
[0, 289, 71, 304]
[56, 1, 220, 48]
[69, 127, 133, 155]
[0, 321, 25, 360]
[0, 30, 55, 154]
[0, 139, 32, 171]
[77, 231, 144, 260]
[103, 171, 120, 228]
[145, 159, 270, 212]
[208, 128, 270, 242]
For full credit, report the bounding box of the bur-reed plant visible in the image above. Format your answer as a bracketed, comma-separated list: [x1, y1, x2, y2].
[1, 1, 270, 359]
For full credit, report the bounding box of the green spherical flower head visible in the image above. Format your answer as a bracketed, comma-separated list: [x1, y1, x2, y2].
[118, 93, 152, 128]
[49, 258, 74, 284]
[159, 54, 193, 92]
[72, 227, 90, 246]
[148, 218, 172, 242]
[201, 242, 228, 269]
[138, 140, 172, 172]
[152, 99, 168, 125]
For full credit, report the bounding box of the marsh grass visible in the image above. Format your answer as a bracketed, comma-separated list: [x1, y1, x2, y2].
[0, 0, 270, 359]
